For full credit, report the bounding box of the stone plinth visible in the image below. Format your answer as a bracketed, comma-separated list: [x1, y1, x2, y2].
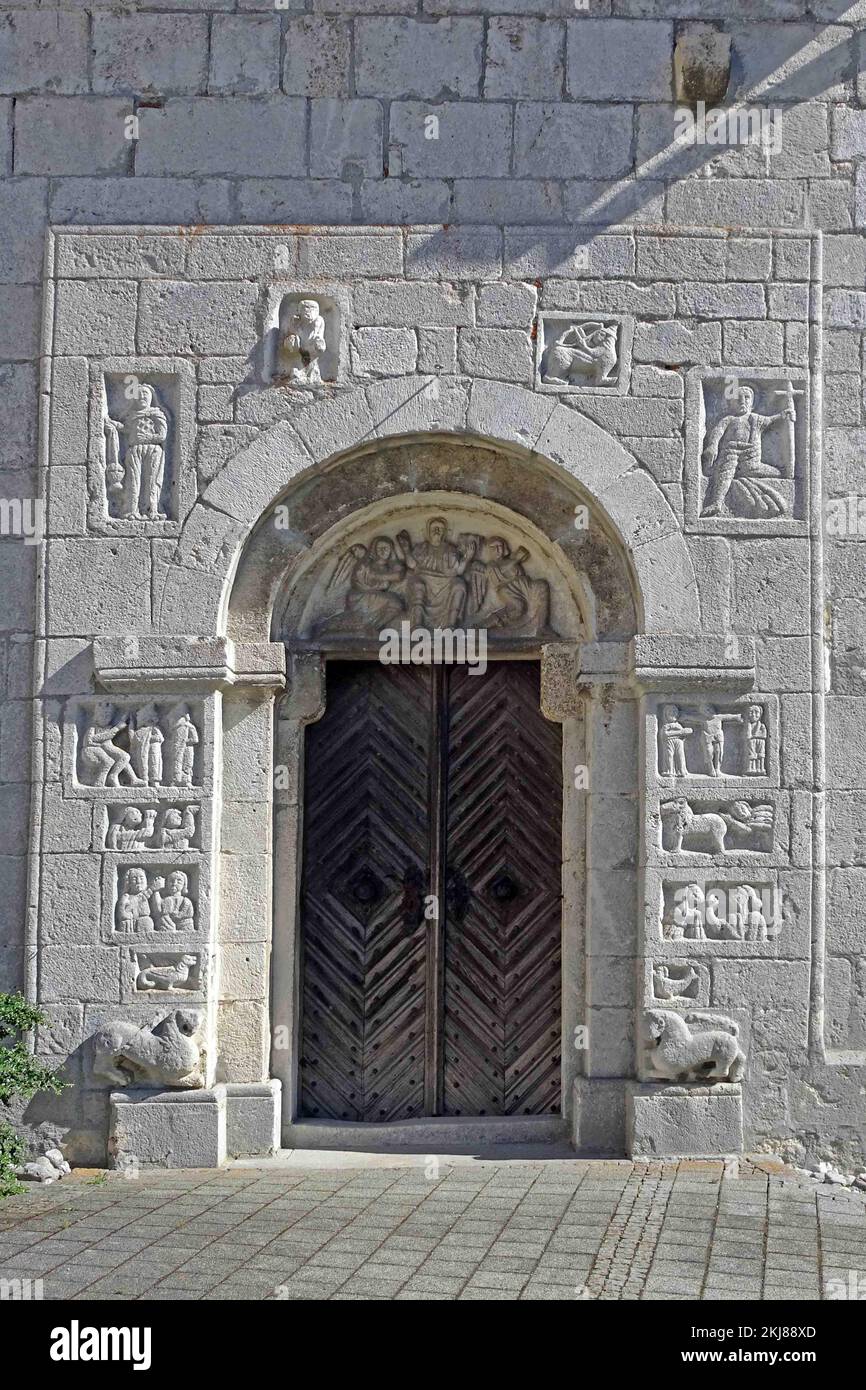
[626, 1082, 743, 1157]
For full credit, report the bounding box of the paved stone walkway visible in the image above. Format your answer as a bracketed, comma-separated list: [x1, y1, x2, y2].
[1, 1156, 865, 1301]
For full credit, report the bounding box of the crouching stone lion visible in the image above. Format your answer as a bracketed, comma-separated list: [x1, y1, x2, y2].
[92, 1009, 204, 1088]
[645, 1009, 745, 1085]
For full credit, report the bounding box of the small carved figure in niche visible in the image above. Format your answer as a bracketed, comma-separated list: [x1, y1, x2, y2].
[165, 705, 198, 788]
[116, 867, 156, 933]
[136, 954, 198, 992]
[108, 807, 157, 852]
[152, 870, 195, 932]
[396, 517, 474, 629]
[130, 703, 164, 786]
[280, 299, 327, 385]
[543, 321, 619, 386]
[659, 704, 694, 777]
[104, 384, 169, 521]
[698, 704, 743, 777]
[468, 536, 551, 633]
[80, 701, 142, 789]
[652, 964, 700, 1003]
[745, 703, 768, 775]
[92, 1009, 203, 1088]
[155, 807, 198, 852]
[701, 385, 795, 519]
[319, 537, 407, 634]
[645, 1010, 745, 1084]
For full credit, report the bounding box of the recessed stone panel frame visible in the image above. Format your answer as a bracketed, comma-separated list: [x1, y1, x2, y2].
[684, 367, 811, 537]
[29, 224, 836, 1165]
[86, 357, 196, 536]
[534, 312, 634, 397]
[261, 281, 350, 386]
[646, 692, 781, 791]
[99, 850, 209, 947]
[646, 786, 790, 870]
[62, 697, 214, 800]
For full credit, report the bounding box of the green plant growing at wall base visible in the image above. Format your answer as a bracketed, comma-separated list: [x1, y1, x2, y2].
[0, 993, 68, 1197]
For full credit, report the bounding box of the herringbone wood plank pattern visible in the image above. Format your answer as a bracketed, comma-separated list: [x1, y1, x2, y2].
[443, 663, 563, 1115]
[300, 663, 432, 1120]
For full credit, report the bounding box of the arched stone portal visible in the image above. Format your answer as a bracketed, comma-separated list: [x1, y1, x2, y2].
[205, 407, 681, 1153]
[78, 382, 735, 1162]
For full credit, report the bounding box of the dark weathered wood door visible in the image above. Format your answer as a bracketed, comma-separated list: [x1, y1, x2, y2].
[299, 661, 562, 1121]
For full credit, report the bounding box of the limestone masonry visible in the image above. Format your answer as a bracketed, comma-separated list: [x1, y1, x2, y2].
[0, 3, 865, 1171]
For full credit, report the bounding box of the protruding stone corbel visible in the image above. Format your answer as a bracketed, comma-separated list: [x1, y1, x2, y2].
[541, 641, 630, 720]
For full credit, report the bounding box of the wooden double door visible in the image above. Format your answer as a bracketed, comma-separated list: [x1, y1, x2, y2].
[299, 660, 563, 1121]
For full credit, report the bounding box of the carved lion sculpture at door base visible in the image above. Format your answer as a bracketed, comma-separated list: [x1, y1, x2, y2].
[645, 1009, 745, 1084]
[92, 1009, 204, 1088]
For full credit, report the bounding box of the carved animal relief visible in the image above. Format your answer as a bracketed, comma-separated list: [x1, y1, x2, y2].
[657, 702, 769, 779]
[651, 962, 708, 1007]
[644, 1009, 745, 1085]
[537, 314, 629, 393]
[312, 517, 556, 640]
[659, 797, 774, 855]
[92, 1009, 204, 1088]
[133, 952, 202, 994]
[76, 700, 201, 790]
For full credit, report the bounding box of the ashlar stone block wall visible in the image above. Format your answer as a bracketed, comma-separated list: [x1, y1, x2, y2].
[1, 1, 866, 1166]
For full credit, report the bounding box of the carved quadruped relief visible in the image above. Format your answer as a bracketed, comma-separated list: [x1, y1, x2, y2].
[133, 951, 202, 994]
[685, 369, 808, 534]
[655, 697, 776, 784]
[535, 313, 632, 395]
[87, 361, 194, 535]
[649, 961, 710, 1009]
[263, 283, 348, 386]
[658, 796, 775, 857]
[91, 1009, 204, 1088]
[113, 864, 198, 936]
[69, 699, 203, 794]
[106, 804, 200, 852]
[644, 1009, 745, 1085]
[284, 497, 589, 647]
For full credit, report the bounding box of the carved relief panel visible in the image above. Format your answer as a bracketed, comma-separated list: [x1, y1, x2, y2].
[65, 698, 207, 797]
[654, 695, 778, 786]
[102, 857, 206, 943]
[286, 499, 588, 647]
[87, 359, 194, 534]
[263, 283, 348, 385]
[685, 369, 808, 534]
[535, 312, 633, 395]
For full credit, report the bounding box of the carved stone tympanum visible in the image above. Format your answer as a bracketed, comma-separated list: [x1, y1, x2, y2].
[313, 517, 555, 639]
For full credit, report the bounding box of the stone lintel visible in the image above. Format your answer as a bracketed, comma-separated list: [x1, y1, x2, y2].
[94, 637, 286, 693]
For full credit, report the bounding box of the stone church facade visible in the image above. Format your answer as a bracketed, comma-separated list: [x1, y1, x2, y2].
[1, 4, 865, 1169]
